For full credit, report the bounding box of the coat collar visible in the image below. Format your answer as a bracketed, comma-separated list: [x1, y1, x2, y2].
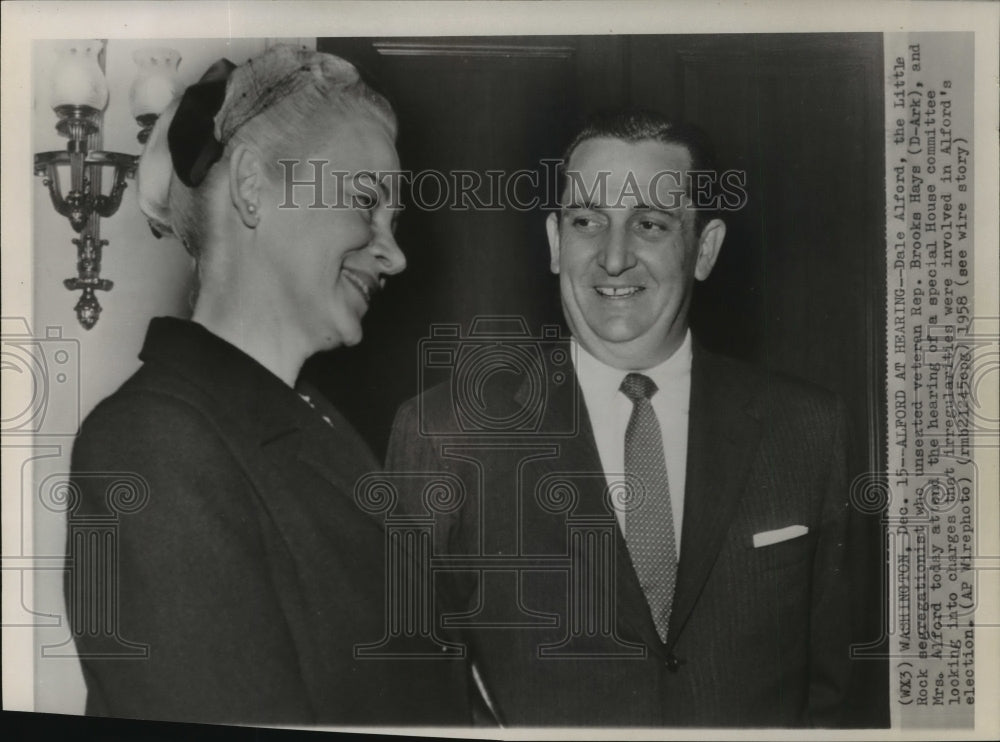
[139, 317, 308, 441]
[137, 317, 379, 478]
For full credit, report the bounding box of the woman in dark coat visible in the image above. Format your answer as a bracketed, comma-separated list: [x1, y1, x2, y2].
[67, 45, 468, 726]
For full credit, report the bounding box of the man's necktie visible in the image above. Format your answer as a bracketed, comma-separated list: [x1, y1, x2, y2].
[620, 372, 678, 644]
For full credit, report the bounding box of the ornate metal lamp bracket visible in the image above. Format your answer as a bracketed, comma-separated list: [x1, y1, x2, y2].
[34, 148, 137, 329]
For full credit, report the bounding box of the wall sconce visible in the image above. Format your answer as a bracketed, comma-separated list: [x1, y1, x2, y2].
[33, 41, 182, 330]
[130, 47, 183, 144]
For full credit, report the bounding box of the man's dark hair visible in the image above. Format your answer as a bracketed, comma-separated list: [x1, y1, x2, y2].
[559, 109, 722, 234]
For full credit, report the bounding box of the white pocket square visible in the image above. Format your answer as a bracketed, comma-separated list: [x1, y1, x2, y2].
[753, 524, 809, 548]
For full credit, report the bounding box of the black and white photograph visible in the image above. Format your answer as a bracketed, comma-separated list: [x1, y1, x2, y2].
[2, 1, 997, 739]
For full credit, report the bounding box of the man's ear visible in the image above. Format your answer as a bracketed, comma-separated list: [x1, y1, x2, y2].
[545, 212, 561, 274]
[694, 218, 726, 281]
[229, 143, 262, 228]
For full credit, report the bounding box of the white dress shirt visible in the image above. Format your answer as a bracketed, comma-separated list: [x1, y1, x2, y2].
[571, 332, 692, 556]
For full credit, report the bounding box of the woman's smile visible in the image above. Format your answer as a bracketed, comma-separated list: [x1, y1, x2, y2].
[342, 266, 379, 304]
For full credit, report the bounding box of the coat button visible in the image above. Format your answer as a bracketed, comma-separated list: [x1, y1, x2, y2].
[665, 653, 684, 672]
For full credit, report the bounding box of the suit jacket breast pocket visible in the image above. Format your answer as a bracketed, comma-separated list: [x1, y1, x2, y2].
[746, 530, 818, 571]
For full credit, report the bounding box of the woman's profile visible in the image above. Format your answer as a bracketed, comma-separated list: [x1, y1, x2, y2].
[67, 45, 468, 726]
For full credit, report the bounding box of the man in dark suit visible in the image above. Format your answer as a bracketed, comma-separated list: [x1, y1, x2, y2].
[386, 110, 852, 727]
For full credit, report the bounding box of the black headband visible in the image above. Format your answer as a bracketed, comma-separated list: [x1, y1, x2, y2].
[168, 58, 236, 188]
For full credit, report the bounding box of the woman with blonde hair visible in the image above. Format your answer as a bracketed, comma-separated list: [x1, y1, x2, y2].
[69, 45, 468, 725]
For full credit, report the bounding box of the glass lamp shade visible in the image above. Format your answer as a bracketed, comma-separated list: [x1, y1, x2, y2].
[129, 47, 183, 119]
[50, 40, 109, 111]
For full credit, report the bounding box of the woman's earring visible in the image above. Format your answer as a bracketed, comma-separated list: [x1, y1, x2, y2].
[248, 204, 257, 213]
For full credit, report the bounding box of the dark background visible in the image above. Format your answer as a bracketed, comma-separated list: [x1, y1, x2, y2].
[306, 33, 889, 727]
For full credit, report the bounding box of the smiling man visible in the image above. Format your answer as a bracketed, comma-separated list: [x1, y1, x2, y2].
[548, 130, 726, 371]
[386, 109, 853, 727]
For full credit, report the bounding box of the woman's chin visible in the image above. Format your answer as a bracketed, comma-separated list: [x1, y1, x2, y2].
[311, 323, 362, 353]
[338, 323, 365, 348]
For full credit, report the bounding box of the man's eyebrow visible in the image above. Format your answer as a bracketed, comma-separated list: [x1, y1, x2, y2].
[561, 199, 600, 210]
[561, 200, 683, 218]
[633, 203, 683, 219]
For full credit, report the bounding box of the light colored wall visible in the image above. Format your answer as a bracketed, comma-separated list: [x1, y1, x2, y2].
[30, 37, 277, 715]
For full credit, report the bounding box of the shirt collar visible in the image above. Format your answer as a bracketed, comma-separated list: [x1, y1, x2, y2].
[571, 331, 693, 401]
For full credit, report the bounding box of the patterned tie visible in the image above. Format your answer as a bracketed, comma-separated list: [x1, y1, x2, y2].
[620, 372, 678, 643]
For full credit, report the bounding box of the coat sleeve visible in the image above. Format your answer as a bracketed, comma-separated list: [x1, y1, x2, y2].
[806, 397, 853, 726]
[385, 397, 498, 725]
[385, 397, 463, 592]
[384, 397, 419, 482]
[385, 397, 455, 545]
[68, 392, 314, 724]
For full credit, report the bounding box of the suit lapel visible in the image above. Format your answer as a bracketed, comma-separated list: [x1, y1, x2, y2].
[514, 357, 665, 654]
[666, 346, 761, 650]
[289, 415, 385, 527]
[247, 382, 384, 539]
[295, 424, 377, 496]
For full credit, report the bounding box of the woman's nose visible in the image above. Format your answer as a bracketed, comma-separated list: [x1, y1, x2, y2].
[371, 229, 407, 276]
